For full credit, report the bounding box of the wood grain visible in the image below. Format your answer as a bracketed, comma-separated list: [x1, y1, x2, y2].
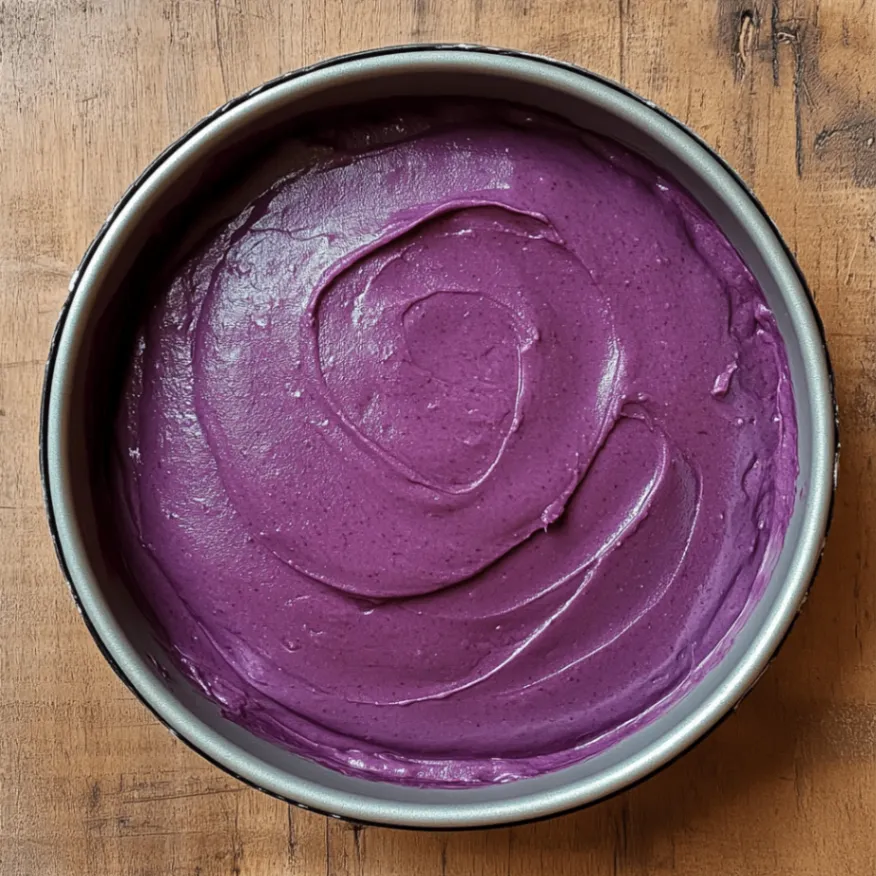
[1, 1, 874, 873]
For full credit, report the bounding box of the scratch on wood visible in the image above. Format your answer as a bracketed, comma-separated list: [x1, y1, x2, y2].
[0, 256, 71, 277]
[717, 3, 771, 89]
[814, 118, 876, 151]
[617, 0, 628, 83]
[212, 0, 230, 99]
[276, 4, 282, 76]
[735, 8, 759, 80]
[286, 806, 297, 868]
[611, 798, 630, 875]
[178, 0, 267, 17]
[119, 828, 185, 838]
[793, 754, 806, 814]
[412, 0, 431, 38]
[844, 237, 861, 283]
[771, 13, 814, 178]
[777, 29, 803, 177]
[813, 118, 876, 187]
[217, 792, 244, 875]
[769, 0, 780, 86]
[0, 359, 42, 370]
[351, 822, 364, 864]
[124, 785, 245, 804]
[87, 779, 101, 812]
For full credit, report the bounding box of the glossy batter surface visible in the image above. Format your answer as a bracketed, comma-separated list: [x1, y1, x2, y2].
[110, 102, 797, 786]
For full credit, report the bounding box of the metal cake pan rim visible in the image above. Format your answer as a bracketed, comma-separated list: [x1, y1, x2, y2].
[40, 43, 837, 829]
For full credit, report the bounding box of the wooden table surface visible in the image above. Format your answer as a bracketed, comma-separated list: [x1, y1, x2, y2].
[2, 1, 875, 873]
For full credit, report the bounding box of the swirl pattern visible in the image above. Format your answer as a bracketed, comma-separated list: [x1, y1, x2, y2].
[110, 102, 797, 785]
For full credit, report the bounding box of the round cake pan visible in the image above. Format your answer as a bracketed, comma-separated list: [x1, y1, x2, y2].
[41, 45, 837, 829]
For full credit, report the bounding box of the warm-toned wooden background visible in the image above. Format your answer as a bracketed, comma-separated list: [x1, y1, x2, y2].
[1, 0, 874, 873]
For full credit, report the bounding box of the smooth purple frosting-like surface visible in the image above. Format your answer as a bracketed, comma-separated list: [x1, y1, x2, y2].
[110, 101, 798, 786]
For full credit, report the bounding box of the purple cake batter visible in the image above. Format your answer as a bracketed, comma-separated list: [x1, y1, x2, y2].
[110, 102, 797, 786]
